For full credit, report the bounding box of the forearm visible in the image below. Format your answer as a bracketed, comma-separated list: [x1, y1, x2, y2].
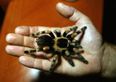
[102, 42, 116, 78]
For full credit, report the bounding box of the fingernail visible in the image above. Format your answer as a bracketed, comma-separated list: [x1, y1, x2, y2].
[19, 56, 34, 67]
[15, 26, 29, 35]
[56, 2, 74, 17]
[19, 56, 26, 63]
[57, 2, 73, 11]
[6, 33, 16, 42]
[5, 45, 24, 56]
[5, 45, 14, 53]
[15, 27, 23, 33]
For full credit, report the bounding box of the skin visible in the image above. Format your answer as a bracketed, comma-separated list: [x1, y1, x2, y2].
[5, 3, 116, 77]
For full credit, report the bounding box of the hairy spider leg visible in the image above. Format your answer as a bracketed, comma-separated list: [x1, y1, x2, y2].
[54, 29, 61, 37]
[77, 26, 87, 44]
[49, 55, 59, 72]
[64, 56, 75, 67]
[69, 26, 78, 31]
[64, 50, 75, 66]
[71, 42, 82, 49]
[62, 26, 78, 37]
[48, 31, 55, 39]
[73, 48, 84, 54]
[66, 26, 81, 41]
[40, 30, 55, 35]
[24, 49, 37, 57]
[37, 46, 54, 58]
[31, 30, 51, 37]
[67, 26, 87, 44]
[31, 30, 46, 37]
[66, 30, 81, 41]
[31, 32, 40, 37]
[24, 49, 36, 54]
[72, 47, 88, 64]
[75, 53, 88, 64]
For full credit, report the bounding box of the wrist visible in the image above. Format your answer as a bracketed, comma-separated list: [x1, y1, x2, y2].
[101, 42, 116, 78]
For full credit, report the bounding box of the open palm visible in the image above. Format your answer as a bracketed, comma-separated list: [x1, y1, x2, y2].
[6, 3, 103, 76]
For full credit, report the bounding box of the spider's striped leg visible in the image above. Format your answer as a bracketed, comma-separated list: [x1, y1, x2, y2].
[31, 30, 51, 37]
[64, 50, 75, 66]
[40, 30, 53, 34]
[48, 31, 55, 39]
[73, 48, 88, 64]
[31, 30, 48, 37]
[66, 26, 82, 41]
[24, 49, 37, 57]
[66, 30, 81, 41]
[70, 26, 78, 31]
[76, 53, 88, 64]
[63, 26, 78, 37]
[31, 32, 40, 38]
[50, 55, 60, 72]
[75, 26, 87, 44]
[81, 26, 87, 32]
[24, 49, 36, 54]
[71, 42, 82, 49]
[64, 56, 75, 67]
[54, 29, 61, 37]
[63, 29, 70, 37]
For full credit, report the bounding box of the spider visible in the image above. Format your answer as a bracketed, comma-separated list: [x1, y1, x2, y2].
[24, 26, 88, 72]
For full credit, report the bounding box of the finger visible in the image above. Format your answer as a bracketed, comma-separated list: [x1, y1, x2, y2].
[56, 2, 92, 27]
[15, 26, 49, 36]
[5, 45, 48, 57]
[15, 25, 76, 36]
[15, 26, 31, 36]
[5, 45, 26, 56]
[19, 56, 52, 71]
[15, 26, 64, 36]
[6, 33, 35, 48]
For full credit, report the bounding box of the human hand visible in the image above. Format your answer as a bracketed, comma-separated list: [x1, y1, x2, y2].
[6, 3, 103, 76]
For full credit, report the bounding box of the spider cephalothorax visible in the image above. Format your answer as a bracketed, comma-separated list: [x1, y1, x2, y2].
[24, 26, 88, 72]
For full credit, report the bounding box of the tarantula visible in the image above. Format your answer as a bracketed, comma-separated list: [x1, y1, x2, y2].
[24, 26, 88, 72]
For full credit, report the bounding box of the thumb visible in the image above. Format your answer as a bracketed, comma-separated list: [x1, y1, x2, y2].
[56, 2, 89, 23]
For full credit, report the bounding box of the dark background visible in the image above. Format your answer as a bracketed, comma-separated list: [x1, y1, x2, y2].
[0, 6, 4, 28]
[102, 0, 116, 44]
